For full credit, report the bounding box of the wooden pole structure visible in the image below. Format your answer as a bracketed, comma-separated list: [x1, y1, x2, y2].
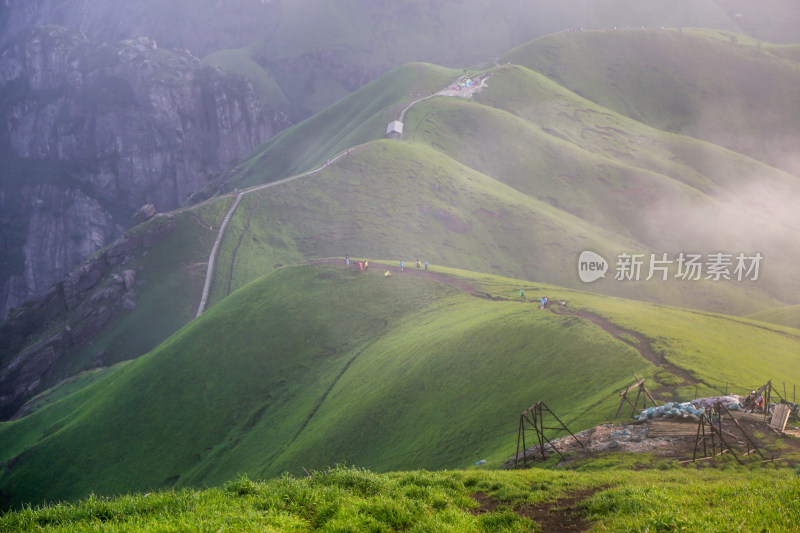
[693, 402, 767, 464]
[716, 402, 765, 460]
[515, 401, 584, 468]
[633, 373, 659, 405]
[692, 415, 707, 462]
[765, 382, 772, 423]
[706, 406, 742, 465]
[616, 375, 658, 419]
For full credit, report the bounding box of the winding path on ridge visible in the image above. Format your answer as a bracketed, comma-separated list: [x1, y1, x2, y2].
[184, 68, 696, 398]
[547, 304, 701, 396]
[190, 73, 489, 317]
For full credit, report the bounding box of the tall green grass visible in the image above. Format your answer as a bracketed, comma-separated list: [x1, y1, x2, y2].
[2, 464, 798, 531]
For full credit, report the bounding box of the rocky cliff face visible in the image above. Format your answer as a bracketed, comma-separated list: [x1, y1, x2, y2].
[0, 214, 177, 420]
[0, 26, 289, 317]
[0, 0, 283, 57]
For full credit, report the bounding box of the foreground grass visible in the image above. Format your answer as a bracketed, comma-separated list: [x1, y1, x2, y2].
[2, 464, 799, 532]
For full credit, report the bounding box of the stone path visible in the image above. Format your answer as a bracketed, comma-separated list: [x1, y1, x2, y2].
[192, 73, 483, 316]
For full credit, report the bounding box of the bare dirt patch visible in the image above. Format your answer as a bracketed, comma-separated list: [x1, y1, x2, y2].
[471, 488, 601, 532]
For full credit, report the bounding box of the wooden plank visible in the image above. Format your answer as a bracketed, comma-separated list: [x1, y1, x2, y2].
[770, 404, 791, 432]
[647, 419, 698, 438]
[728, 410, 769, 424]
[620, 379, 645, 396]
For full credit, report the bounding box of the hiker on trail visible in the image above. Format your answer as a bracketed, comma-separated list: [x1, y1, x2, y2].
[520, 288, 525, 299]
[385, 270, 392, 278]
[364, 260, 369, 270]
[424, 261, 428, 271]
[400, 261, 404, 272]
[346, 255, 350, 266]
[359, 261, 363, 271]
[416, 259, 421, 268]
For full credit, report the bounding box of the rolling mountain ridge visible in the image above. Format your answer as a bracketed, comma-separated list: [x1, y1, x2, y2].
[1, 27, 799, 509]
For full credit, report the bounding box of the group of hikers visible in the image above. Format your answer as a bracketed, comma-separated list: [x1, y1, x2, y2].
[519, 289, 550, 309]
[345, 255, 429, 278]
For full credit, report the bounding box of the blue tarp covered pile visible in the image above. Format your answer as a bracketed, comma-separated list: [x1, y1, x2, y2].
[635, 402, 704, 420]
[634, 395, 744, 421]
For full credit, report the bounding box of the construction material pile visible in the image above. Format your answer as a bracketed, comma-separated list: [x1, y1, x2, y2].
[689, 395, 743, 411]
[634, 396, 746, 421]
[635, 402, 703, 421]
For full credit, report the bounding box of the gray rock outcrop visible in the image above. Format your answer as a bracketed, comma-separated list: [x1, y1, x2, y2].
[0, 215, 176, 420]
[0, 26, 290, 318]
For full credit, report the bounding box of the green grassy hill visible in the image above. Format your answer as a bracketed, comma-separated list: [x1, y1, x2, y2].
[202, 30, 800, 317]
[3, 27, 800, 510]
[5, 27, 800, 423]
[196, 1, 800, 129]
[222, 62, 460, 191]
[503, 29, 800, 176]
[201, 0, 751, 122]
[2, 264, 800, 508]
[748, 305, 800, 330]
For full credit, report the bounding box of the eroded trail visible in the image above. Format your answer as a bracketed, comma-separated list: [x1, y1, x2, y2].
[547, 304, 700, 395]
[312, 259, 699, 398]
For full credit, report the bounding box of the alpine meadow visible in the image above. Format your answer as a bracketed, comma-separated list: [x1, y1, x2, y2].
[2, 2, 800, 531]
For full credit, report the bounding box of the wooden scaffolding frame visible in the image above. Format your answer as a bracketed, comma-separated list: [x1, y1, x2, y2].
[514, 401, 584, 468]
[691, 401, 765, 464]
[616, 373, 658, 419]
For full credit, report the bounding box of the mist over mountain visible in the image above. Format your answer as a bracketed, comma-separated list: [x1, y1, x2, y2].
[1, 0, 798, 319]
[1, 1, 799, 511]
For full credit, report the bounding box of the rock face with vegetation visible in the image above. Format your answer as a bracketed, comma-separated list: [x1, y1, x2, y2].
[0, 214, 176, 420]
[0, 26, 287, 317]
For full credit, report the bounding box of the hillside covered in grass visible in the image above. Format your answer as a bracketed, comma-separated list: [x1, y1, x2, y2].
[747, 305, 800, 330]
[210, 30, 800, 313]
[2, 457, 800, 531]
[4, 27, 800, 434]
[503, 28, 800, 176]
[3, 264, 800, 508]
[200, 0, 800, 123]
[201, 0, 750, 121]
[3, 26, 800, 513]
